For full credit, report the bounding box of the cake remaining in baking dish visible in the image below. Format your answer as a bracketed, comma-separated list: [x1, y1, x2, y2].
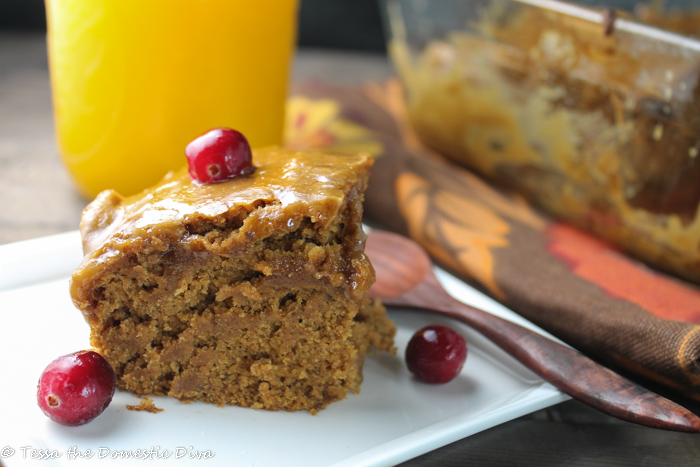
[70, 148, 395, 413]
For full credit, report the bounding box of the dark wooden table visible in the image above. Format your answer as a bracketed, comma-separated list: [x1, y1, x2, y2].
[2, 33, 699, 466]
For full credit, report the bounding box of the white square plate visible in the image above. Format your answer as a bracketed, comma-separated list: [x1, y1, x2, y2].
[0, 232, 567, 466]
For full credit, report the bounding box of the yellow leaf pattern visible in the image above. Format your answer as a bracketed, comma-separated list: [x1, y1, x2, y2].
[284, 96, 383, 156]
[396, 172, 507, 298]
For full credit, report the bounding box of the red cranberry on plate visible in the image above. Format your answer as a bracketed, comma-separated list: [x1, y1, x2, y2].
[37, 350, 116, 426]
[405, 324, 467, 384]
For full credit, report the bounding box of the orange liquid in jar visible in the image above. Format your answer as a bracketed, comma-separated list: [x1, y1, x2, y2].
[46, 0, 298, 198]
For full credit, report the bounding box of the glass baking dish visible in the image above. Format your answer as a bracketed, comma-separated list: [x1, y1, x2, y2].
[382, 0, 700, 284]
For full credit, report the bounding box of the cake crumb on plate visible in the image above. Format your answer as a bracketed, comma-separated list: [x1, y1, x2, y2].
[127, 396, 163, 413]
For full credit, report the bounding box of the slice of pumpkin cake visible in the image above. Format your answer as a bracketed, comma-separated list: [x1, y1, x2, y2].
[70, 143, 395, 414]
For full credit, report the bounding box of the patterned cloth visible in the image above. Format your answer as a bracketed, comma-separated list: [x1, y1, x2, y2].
[285, 80, 700, 399]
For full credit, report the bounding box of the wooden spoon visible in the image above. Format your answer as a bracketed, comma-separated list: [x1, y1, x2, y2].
[365, 229, 700, 432]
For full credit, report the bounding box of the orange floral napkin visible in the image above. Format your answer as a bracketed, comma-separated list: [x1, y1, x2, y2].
[286, 80, 700, 400]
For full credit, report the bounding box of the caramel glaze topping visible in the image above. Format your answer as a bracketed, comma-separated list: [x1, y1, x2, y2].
[71, 147, 374, 309]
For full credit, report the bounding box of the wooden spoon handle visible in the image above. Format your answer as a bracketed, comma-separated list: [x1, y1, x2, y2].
[392, 279, 700, 432]
[459, 304, 699, 431]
